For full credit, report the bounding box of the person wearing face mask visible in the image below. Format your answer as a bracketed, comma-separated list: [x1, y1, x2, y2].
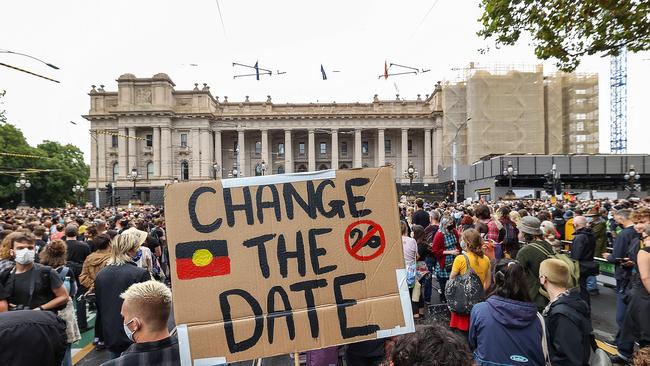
[0, 233, 68, 313]
[540, 258, 593, 366]
[95, 229, 151, 359]
[100, 280, 178, 366]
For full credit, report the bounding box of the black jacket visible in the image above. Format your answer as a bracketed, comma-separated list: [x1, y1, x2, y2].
[0, 310, 67, 366]
[571, 228, 597, 276]
[544, 288, 593, 366]
[95, 262, 150, 353]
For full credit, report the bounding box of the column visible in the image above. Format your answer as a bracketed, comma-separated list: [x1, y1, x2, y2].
[97, 131, 106, 180]
[377, 128, 385, 167]
[153, 127, 161, 177]
[435, 126, 443, 175]
[90, 131, 97, 180]
[261, 129, 269, 169]
[401, 128, 408, 182]
[200, 129, 211, 178]
[191, 129, 200, 178]
[331, 129, 338, 170]
[284, 130, 293, 173]
[238, 130, 246, 176]
[424, 128, 432, 177]
[118, 128, 128, 178]
[214, 130, 222, 178]
[161, 127, 171, 178]
[354, 128, 362, 168]
[128, 127, 137, 172]
[308, 129, 316, 171]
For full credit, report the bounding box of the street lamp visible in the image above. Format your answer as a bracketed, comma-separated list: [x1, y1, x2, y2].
[403, 161, 419, 197]
[0, 49, 59, 69]
[624, 165, 641, 198]
[502, 160, 518, 199]
[212, 163, 221, 180]
[71, 180, 85, 206]
[452, 117, 471, 202]
[15, 173, 31, 208]
[128, 168, 139, 201]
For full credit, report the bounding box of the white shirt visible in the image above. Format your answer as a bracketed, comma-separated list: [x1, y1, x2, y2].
[402, 235, 418, 267]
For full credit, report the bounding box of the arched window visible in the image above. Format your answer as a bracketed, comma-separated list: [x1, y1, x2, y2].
[297, 164, 307, 172]
[146, 162, 154, 180]
[181, 161, 189, 180]
[339, 164, 349, 170]
[112, 162, 119, 182]
[318, 164, 329, 171]
[277, 165, 285, 174]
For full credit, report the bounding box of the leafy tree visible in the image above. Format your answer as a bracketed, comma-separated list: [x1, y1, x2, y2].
[477, 0, 650, 71]
[0, 123, 89, 208]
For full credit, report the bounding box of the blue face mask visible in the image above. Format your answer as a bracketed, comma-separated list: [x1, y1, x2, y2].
[132, 249, 142, 262]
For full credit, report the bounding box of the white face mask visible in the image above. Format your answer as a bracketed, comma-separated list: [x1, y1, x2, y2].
[123, 318, 137, 342]
[14, 249, 35, 265]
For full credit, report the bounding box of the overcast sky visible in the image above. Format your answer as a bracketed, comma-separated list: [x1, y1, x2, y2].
[1, 0, 648, 163]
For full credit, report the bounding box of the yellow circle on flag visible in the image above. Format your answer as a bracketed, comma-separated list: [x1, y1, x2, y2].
[192, 249, 213, 267]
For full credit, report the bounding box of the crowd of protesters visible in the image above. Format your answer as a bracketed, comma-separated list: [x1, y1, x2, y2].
[0, 195, 649, 365]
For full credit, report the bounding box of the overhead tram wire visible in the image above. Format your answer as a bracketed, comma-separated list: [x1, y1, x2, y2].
[214, 0, 227, 39]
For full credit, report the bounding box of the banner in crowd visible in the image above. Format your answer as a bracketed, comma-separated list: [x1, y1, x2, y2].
[165, 167, 413, 364]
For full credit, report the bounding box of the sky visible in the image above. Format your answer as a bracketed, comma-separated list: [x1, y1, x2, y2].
[1, 0, 648, 163]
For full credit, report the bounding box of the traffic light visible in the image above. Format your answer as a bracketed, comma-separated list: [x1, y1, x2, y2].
[105, 183, 113, 197]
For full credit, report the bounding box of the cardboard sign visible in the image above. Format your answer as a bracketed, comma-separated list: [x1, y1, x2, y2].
[165, 167, 414, 365]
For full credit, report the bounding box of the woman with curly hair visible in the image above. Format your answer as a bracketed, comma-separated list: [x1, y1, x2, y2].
[39, 240, 80, 366]
[387, 324, 472, 366]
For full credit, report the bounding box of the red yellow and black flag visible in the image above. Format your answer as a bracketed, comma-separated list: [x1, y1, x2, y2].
[175, 240, 230, 280]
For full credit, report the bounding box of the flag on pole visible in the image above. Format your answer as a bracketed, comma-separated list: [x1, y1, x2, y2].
[384, 60, 389, 80]
[254, 60, 260, 81]
[320, 64, 327, 80]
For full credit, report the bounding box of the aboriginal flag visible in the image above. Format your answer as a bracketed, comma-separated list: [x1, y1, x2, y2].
[175, 240, 230, 280]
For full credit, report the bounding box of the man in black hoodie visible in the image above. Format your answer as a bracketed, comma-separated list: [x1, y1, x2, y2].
[540, 258, 593, 366]
[571, 216, 597, 306]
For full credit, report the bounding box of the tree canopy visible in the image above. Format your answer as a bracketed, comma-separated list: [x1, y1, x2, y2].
[477, 0, 650, 71]
[0, 122, 89, 208]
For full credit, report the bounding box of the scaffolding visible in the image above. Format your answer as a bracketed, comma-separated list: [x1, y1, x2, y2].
[610, 49, 628, 153]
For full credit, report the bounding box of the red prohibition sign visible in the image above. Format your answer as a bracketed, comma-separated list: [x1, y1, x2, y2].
[344, 220, 386, 261]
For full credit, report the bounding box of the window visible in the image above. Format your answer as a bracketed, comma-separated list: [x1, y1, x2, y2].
[362, 141, 369, 155]
[340, 142, 348, 156]
[180, 133, 188, 147]
[297, 164, 307, 172]
[576, 122, 585, 131]
[146, 134, 153, 147]
[576, 144, 584, 153]
[112, 163, 119, 182]
[255, 141, 262, 155]
[320, 142, 327, 155]
[385, 139, 392, 154]
[181, 161, 189, 180]
[576, 98, 585, 105]
[111, 135, 118, 148]
[575, 89, 587, 94]
[408, 139, 413, 154]
[339, 164, 349, 169]
[146, 162, 154, 179]
[318, 164, 328, 171]
[576, 135, 587, 142]
[299, 142, 305, 155]
[278, 143, 285, 156]
[576, 113, 587, 120]
[277, 165, 285, 174]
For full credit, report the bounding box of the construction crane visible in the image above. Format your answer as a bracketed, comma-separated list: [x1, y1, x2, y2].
[610, 48, 627, 153]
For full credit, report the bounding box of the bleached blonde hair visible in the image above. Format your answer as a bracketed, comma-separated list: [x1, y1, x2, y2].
[121, 280, 172, 331]
[108, 231, 141, 265]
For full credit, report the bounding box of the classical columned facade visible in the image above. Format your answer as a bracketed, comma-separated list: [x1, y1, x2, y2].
[84, 73, 444, 204]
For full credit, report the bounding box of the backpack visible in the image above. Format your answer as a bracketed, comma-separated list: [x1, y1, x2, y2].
[444, 254, 485, 315]
[529, 242, 580, 298]
[502, 221, 519, 246]
[58, 266, 77, 298]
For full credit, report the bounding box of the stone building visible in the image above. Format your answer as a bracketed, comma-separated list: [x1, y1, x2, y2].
[84, 67, 598, 205]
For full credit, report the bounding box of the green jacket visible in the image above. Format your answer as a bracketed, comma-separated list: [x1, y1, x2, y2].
[590, 219, 608, 257]
[516, 240, 554, 311]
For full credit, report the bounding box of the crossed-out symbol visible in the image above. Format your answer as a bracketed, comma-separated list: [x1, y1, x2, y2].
[344, 220, 386, 261]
